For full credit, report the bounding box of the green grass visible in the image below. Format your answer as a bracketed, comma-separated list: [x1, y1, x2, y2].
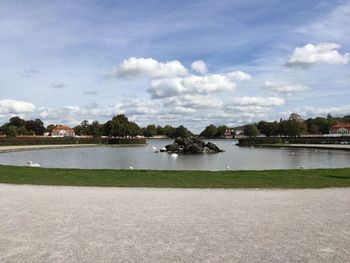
[0, 165, 350, 188]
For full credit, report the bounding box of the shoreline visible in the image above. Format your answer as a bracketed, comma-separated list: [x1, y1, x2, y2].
[0, 143, 147, 154]
[2, 142, 350, 154]
[260, 143, 350, 151]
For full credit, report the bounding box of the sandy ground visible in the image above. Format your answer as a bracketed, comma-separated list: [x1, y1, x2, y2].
[0, 185, 349, 263]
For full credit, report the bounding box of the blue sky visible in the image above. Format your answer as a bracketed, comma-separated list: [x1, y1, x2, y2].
[0, 0, 349, 131]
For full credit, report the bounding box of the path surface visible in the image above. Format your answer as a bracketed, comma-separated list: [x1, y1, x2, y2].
[0, 185, 349, 262]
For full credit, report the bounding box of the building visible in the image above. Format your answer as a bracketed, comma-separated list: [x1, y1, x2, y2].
[51, 125, 75, 137]
[224, 128, 235, 139]
[329, 123, 350, 136]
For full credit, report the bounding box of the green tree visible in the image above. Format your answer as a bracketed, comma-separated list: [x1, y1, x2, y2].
[200, 124, 217, 138]
[9, 116, 25, 127]
[46, 124, 56, 133]
[285, 113, 306, 137]
[73, 125, 83, 136]
[156, 125, 163, 135]
[170, 125, 193, 138]
[270, 121, 280, 137]
[143, 124, 157, 137]
[244, 124, 259, 137]
[289, 113, 302, 121]
[5, 126, 17, 137]
[216, 125, 228, 138]
[102, 115, 141, 137]
[80, 120, 90, 135]
[25, 119, 45, 135]
[162, 125, 175, 137]
[90, 120, 102, 137]
[278, 119, 288, 137]
[129, 121, 142, 137]
[342, 115, 350, 123]
[257, 121, 272, 137]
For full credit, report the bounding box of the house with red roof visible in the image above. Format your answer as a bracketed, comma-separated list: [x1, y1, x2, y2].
[51, 125, 75, 137]
[224, 128, 235, 139]
[329, 123, 350, 136]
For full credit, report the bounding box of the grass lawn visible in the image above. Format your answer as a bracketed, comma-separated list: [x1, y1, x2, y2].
[0, 165, 350, 188]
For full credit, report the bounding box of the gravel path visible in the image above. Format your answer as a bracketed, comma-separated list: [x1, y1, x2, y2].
[0, 184, 349, 262]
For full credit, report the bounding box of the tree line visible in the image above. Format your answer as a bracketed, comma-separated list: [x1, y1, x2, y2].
[0, 115, 193, 138]
[1, 113, 349, 138]
[199, 113, 350, 138]
[242, 113, 350, 137]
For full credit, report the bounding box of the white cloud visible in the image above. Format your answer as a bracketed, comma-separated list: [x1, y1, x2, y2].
[264, 81, 309, 96]
[163, 95, 223, 109]
[37, 104, 121, 126]
[0, 99, 36, 114]
[119, 98, 159, 116]
[0, 95, 286, 133]
[191, 60, 208, 74]
[295, 105, 350, 118]
[148, 74, 236, 98]
[286, 43, 349, 68]
[112, 57, 188, 78]
[226, 70, 252, 81]
[112, 57, 252, 99]
[229, 96, 285, 107]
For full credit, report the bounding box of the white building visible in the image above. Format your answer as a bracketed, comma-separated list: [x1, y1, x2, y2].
[329, 124, 350, 136]
[51, 125, 75, 137]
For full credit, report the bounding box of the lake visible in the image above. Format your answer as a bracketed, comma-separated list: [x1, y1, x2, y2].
[0, 139, 349, 170]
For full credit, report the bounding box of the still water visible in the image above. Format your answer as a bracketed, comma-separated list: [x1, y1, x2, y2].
[0, 139, 349, 170]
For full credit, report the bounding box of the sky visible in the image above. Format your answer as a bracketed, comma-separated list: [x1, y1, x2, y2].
[0, 0, 349, 132]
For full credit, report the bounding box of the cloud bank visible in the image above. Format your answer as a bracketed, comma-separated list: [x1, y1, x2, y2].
[264, 81, 309, 96]
[0, 99, 36, 115]
[286, 43, 349, 68]
[112, 57, 188, 78]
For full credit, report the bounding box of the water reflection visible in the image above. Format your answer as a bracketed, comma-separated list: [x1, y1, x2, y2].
[0, 139, 349, 170]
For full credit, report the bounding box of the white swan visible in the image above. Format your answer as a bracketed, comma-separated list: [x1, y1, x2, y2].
[129, 166, 134, 170]
[27, 161, 40, 167]
[171, 153, 178, 158]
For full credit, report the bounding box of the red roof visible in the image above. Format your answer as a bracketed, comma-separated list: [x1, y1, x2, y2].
[52, 125, 74, 133]
[331, 123, 350, 129]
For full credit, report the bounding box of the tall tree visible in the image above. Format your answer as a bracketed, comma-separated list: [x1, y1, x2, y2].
[244, 124, 259, 137]
[25, 119, 45, 135]
[143, 124, 157, 137]
[46, 124, 56, 133]
[171, 125, 193, 138]
[200, 124, 217, 138]
[9, 116, 25, 127]
[285, 113, 306, 137]
[90, 120, 102, 137]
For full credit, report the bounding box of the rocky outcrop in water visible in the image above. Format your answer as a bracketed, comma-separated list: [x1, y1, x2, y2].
[163, 137, 223, 154]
